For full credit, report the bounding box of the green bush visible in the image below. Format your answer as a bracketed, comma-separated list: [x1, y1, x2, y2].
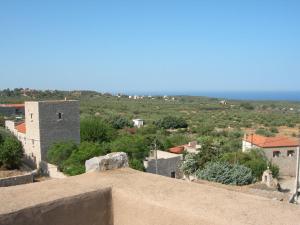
[155, 116, 188, 129]
[47, 141, 78, 170]
[129, 158, 144, 171]
[180, 153, 199, 175]
[107, 115, 133, 129]
[220, 149, 279, 179]
[80, 117, 116, 143]
[0, 137, 23, 169]
[255, 128, 275, 137]
[195, 161, 253, 185]
[62, 142, 108, 176]
[0, 115, 4, 127]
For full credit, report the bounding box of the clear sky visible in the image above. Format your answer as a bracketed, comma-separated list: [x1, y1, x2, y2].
[0, 0, 299, 93]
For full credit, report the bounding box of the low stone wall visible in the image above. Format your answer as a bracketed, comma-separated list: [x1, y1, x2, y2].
[0, 171, 36, 187]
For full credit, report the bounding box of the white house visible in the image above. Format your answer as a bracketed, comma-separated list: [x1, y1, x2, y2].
[132, 119, 144, 128]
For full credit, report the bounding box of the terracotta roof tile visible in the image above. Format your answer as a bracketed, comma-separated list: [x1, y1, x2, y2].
[0, 104, 24, 108]
[15, 122, 26, 134]
[169, 146, 185, 154]
[244, 134, 299, 148]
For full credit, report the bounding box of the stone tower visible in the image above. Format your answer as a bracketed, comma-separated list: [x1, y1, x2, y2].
[24, 100, 80, 167]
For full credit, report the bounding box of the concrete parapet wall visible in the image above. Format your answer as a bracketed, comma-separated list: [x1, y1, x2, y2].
[0, 171, 36, 187]
[1, 168, 300, 225]
[0, 189, 113, 225]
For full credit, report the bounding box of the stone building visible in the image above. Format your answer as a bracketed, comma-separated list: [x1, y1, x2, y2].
[242, 134, 299, 176]
[5, 100, 80, 169]
[0, 104, 24, 117]
[144, 150, 183, 178]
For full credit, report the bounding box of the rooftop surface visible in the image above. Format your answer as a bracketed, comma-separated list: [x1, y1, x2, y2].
[1, 168, 300, 225]
[244, 134, 299, 148]
[15, 122, 26, 134]
[0, 104, 24, 108]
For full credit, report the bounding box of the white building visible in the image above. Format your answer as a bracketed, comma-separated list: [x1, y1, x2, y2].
[132, 119, 144, 128]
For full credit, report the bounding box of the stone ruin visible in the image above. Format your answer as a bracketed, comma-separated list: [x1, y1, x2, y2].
[85, 152, 129, 173]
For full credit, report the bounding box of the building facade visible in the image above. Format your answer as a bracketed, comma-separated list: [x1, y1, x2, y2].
[242, 134, 299, 176]
[144, 150, 183, 178]
[0, 104, 24, 117]
[5, 100, 80, 168]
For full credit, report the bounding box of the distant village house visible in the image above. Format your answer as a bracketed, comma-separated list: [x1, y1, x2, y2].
[242, 134, 299, 176]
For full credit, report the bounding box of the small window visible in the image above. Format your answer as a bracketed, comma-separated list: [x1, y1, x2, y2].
[171, 171, 176, 178]
[32, 139, 34, 146]
[30, 113, 33, 119]
[58, 112, 62, 120]
[287, 150, 295, 157]
[273, 151, 281, 158]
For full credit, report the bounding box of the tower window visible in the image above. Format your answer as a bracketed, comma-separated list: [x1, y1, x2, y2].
[58, 112, 62, 120]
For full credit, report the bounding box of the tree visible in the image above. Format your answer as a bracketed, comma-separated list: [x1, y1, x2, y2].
[80, 117, 116, 143]
[62, 142, 108, 176]
[221, 149, 279, 179]
[0, 115, 4, 127]
[0, 137, 23, 169]
[107, 115, 133, 129]
[195, 161, 253, 186]
[47, 141, 78, 170]
[155, 116, 188, 129]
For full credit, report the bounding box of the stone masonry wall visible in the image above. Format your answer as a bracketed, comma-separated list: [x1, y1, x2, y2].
[38, 101, 80, 161]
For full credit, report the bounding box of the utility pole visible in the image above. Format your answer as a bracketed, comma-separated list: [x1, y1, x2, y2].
[290, 128, 300, 203]
[294, 146, 300, 202]
[154, 141, 158, 175]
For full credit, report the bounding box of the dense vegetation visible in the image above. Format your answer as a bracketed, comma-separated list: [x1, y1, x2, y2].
[0, 128, 23, 169]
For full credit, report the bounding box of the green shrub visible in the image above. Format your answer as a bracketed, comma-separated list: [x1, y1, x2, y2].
[155, 116, 188, 129]
[0, 137, 23, 169]
[80, 117, 116, 143]
[195, 161, 253, 185]
[129, 158, 144, 171]
[107, 115, 133, 129]
[62, 142, 108, 176]
[47, 141, 78, 170]
[180, 153, 199, 175]
[255, 128, 275, 137]
[220, 149, 279, 179]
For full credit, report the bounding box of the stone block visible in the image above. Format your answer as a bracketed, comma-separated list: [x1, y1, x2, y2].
[85, 152, 129, 173]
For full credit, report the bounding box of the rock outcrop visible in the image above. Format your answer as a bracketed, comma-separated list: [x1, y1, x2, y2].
[85, 152, 129, 173]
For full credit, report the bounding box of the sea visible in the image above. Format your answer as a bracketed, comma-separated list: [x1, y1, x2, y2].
[131, 91, 300, 102]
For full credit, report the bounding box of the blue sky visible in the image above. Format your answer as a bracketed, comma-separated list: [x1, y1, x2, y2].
[0, 0, 299, 93]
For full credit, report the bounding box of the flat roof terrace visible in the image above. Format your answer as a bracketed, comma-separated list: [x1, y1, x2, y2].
[1, 168, 300, 225]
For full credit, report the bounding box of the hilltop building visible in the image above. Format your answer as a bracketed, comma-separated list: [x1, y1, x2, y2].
[242, 134, 299, 176]
[5, 100, 80, 169]
[0, 104, 24, 117]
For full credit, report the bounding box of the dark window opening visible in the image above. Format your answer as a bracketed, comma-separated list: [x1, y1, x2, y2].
[58, 112, 62, 120]
[171, 171, 176, 178]
[273, 151, 281, 158]
[287, 150, 295, 157]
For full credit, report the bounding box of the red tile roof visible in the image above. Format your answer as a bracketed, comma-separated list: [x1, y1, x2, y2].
[0, 104, 24, 108]
[244, 134, 299, 148]
[169, 146, 185, 154]
[15, 122, 26, 134]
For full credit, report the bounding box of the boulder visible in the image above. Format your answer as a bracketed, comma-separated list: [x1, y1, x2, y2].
[85, 152, 129, 173]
